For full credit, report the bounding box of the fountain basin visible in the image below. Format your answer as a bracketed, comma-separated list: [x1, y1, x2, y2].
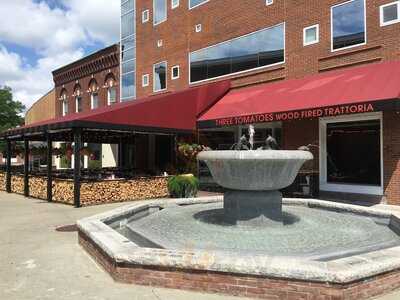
[197, 150, 313, 191]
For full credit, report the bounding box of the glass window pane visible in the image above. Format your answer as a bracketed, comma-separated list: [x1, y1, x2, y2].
[154, 0, 167, 25]
[332, 0, 365, 50]
[231, 33, 259, 73]
[121, 47, 135, 62]
[122, 59, 136, 74]
[206, 42, 231, 79]
[108, 88, 117, 104]
[383, 4, 398, 23]
[190, 50, 208, 82]
[305, 27, 317, 44]
[259, 24, 285, 66]
[121, 11, 135, 38]
[189, 0, 208, 8]
[76, 97, 82, 112]
[91, 93, 99, 109]
[327, 120, 381, 185]
[122, 73, 136, 99]
[121, 0, 134, 15]
[121, 35, 135, 52]
[154, 62, 167, 91]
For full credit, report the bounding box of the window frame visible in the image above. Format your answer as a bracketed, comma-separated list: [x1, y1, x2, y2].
[189, 0, 209, 10]
[142, 74, 150, 87]
[75, 96, 82, 113]
[171, 65, 180, 80]
[91, 93, 99, 110]
[62, 98, 68, 116]
[319, 112, 383, 196]
[330, 0, 367, 52]
[188, 22, 286, 85]
[153, 61, 168, 92]
[303, 24, 319, 46]
[266, 0, 273, 6]
[172, 0, 179, 9]
[107, 87, 117, 105]
[142, 9, 149, 23]
[153, 0, 167, 26]
[380, 1, 400, 27]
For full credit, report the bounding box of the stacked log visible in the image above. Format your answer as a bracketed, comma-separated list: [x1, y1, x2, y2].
[11, 175, 24, 194]
[0, 171, 5, 191]
[53, 179, 74, 205]
[29, 177, 47, 200]
[80, 177, 169, 206]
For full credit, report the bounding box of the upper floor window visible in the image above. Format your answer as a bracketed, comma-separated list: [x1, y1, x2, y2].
[331, 0, 366, 51]
[154, 0, 167, 25]
[380, 1, 400, 26]
[154, 61, 167, 92]
[303, 24, 319, 46]
[76, 97, 82, 113]
[142, 9, 150, 23]
[108, 87, 117, 105]
[62, 98, 68, 116]
[190, 23, 285, 83]
[172, 0, 179, 9]
[91, 93, 99, 109]
[171, 65, 180, 79]
[189, 0, 209, 9]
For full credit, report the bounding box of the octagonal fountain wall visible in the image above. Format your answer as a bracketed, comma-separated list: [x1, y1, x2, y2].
[78, 147, 400, 300]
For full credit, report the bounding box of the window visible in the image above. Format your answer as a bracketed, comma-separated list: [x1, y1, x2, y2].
[76, 97, 82, 113]
[157, 39, 163, 47]
[266, 0, 273, 5]
[380, 1, 400, 26]
[190, 23, 285, 83]
[172, 0, 179, 9]
[91, 93, 99, 109]
[153, 61, 167, 92]
[154, 0, 167, 25]
[195, 24, 202, 32]
[189, 0, 208, 9]
[108, 88, 117, 105]
[331, 0, 366, 51]
[121, 0, 136, 100]
[303, 24, 319, 46]
[62, 98, 68, 116]
[171, 65, 180, 79]
[142, 74, 149, 87]
[142, 9, 149, 23]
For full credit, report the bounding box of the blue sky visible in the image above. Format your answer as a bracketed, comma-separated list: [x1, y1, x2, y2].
[0, 0, 120, 110]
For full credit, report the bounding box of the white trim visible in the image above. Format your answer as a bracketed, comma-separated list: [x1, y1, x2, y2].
[330, 0, 367, 52]
[142, 74, 149, 87]
[303, 24, 319, 46]
[189, 0, 209, 10]
[319, 112, 384, 196]
[380, 1, 400, 27]
[195, 24, 202, 32]
[171, 65, 180, 80]
[153, 0, 167, 26]
[142, 9, 149, 23]
[153, 61, 168, 92]
[171, 0, 179, 9]
[266, 0, 273, 6]
[188, 22, 285, 85]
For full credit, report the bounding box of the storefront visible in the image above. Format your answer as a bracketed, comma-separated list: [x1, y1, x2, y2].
[198, 60, 400, 204]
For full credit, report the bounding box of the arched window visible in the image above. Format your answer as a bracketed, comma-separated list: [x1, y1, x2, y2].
[88, 79, 99, 110]
[73, 84, 82, 113]
[105, 73, 117, 105]
[60, 89, 68, 116]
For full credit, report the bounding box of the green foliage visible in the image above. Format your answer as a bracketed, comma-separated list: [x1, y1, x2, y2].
[0, 86, 25, 153]
[168, 174, 199, 198]
[176, 143, 210, 174]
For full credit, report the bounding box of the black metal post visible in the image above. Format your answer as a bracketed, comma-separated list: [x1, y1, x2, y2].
[5, 140, 11, 193]
[73, 129, 82, 208]
[46, 134, 53, 202]
[23, 139, 29, 197]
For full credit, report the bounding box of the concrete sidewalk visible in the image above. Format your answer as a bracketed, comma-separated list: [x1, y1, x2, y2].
[0, 192, 398, 300]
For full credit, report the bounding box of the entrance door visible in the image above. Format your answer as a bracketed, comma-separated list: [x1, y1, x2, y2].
[320, 113, 383, 195]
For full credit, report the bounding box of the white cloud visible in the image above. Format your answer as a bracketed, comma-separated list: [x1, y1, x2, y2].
[0, 0, 120, 110]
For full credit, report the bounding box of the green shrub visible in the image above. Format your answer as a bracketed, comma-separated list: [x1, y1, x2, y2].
[168, 174, 199, 198]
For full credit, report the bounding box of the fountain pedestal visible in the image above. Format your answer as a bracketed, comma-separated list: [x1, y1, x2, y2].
[224, 190, 283, 226]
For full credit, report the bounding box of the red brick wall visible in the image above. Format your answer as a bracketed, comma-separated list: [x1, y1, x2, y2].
[135, 0, 400, 98]
[53, 45, 120, 118]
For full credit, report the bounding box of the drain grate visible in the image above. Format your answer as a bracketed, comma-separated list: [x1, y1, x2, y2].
[56, 224, 78, 232]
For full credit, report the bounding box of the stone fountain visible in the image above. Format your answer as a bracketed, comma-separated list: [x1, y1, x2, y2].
[198, 149, 313, 226]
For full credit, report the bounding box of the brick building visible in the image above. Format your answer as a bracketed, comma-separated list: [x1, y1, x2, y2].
[52, 44, 120, 169]
[120, 0, 400, 204]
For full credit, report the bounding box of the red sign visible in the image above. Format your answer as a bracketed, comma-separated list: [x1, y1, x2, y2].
[214, 103, 375, 127]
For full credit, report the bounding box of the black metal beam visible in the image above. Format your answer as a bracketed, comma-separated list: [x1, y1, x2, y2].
[23, 139, 29, 197]
[73, 129, 82, 208]
[5, 140, 11, 193]
[46, 134, 53, 202]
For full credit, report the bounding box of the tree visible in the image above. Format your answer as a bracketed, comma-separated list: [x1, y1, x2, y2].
[0, 86, 25, 153]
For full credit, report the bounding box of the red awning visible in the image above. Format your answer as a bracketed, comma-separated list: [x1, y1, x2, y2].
[198, 61, 400, 128]
[2, 80, 230, 137]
